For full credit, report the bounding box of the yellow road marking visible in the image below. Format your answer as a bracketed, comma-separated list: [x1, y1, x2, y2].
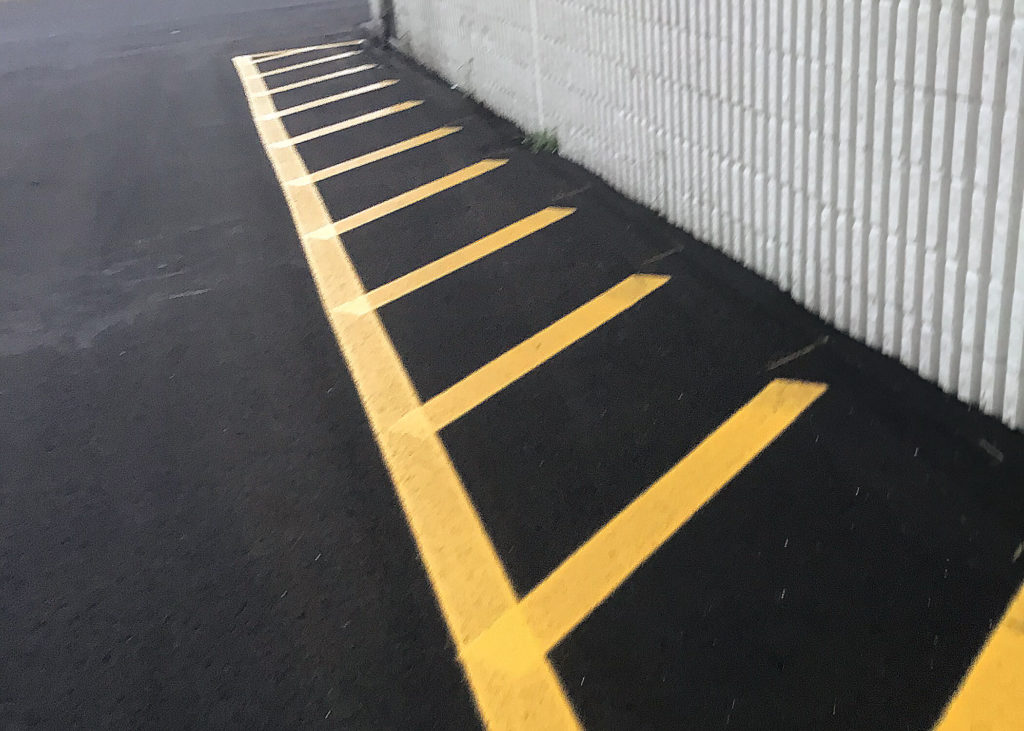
[252, 50, 362, 79]
[272, 100, 423, 148]
[336, 207, 576, 315]
[469, 379, 827, 659]
[259, 80, 398, 120]
[253, 40, 363, 63]
[293, 126, 462, 185]
[393, 274, 669, 434]
[934, 581, 1024, 730]
[234, 54, 580, 731]
[310, 159, 508, 238]
[259, 64, 377, 96]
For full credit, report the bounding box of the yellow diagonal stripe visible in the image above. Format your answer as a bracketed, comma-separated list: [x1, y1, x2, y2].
[933, 582, 1024, 730]
[259, 80, 398, 120]
[253, 50, 362, 78]
[393, 274, 669, 434]
[296, 126, 462, 185]
[467, 378, 827, 661]
[336, 207, 576, 315]
[253, 40, 363, 64]
[312, 159, 508, 238]
[259, 64, 377, 96]
[273, 100, 423, 148]
[234, 54, 580, 731]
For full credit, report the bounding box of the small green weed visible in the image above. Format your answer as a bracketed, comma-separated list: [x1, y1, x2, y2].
[523, 129, 559, 154]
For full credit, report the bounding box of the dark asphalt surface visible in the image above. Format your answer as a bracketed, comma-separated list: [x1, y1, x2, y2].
[2, 2, 1024, 729]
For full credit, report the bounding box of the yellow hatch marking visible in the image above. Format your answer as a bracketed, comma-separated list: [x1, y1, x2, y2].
[236, 50, 829, 731]
[469, 379, 827, 658]
[234, 54, 581, 731]
[252, 50, 363, 78]
[259, 64, 377, 96]
[933, 581, 1024, 730]
[293, 126, 462, 185]
[335, 207, 575, 315]
[309, 159, 507, 237]
[259, 80, 398, 120]
[273, 101, 424, 148]
[252, 40, 363, 64]
[392, 274, 669, 434]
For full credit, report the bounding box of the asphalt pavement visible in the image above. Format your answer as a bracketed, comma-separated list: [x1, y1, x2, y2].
[2, 2, 1023, 729]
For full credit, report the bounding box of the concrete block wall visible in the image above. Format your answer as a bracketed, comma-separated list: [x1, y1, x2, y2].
[385, 0, 1024, 430]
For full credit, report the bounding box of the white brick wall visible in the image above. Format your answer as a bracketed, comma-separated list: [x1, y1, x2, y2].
[383, 0, 1024, 430]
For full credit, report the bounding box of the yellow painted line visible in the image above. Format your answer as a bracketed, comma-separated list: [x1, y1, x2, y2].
[393, 274, 669, 434]
[310, 159, 508, 238]
[933, 581, 1024, 730]
[258, 64, 377, 96]
[252, 50, 363, 79]
[294, 126, 462, 185]
[467, 379, 827, 660]
[253, 40, 363, 63]
[233, 54, 580, 731]
[258, 80, 398, 120]
[272, 100, 423, 148]
[336, 207, 576, 315]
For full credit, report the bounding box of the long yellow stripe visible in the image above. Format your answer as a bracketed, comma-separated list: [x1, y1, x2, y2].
[933, 582, 1024, 730]
[393, 274, 668, 434]
[233, 54, 580, 731]
[259, 64, 377, 96]
[296, 126, 462, 185]
[273, 101, 423, 148]
[467, 379, 827, 663]
[253, 50, 362, 78]
[336, 207, 576, 315]
[253, 40, 363, 64]
[259, 80, 398, 120]
[312, 159, 508, 237]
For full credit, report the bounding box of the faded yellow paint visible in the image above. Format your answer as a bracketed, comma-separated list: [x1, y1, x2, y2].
[311, 159, 508, 237]
[466, 379, 826, 659]
[934, 581, 1024, 730]
[296, 127, 462, 185]
[251, 50, 363, 78]
[259, 80, 398, 120]
[259, 64, 377, 96]
[234, 54, 580, 731]
[252, 40, 363, 64]
[335, 207, 575, 315]
[393, 274, 668, 434]
[274, 100, 424, 148]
